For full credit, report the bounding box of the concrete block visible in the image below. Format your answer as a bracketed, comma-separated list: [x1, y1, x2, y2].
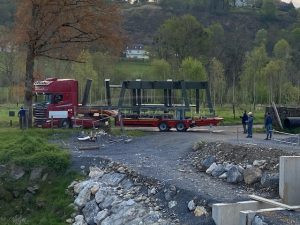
[239, 208, 284, 225]
[279, 156, 300, 205]
[212, 201, 273, 225]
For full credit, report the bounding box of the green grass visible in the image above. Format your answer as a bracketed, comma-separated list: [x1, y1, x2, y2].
[0, 172, 79, 225]
[0, 126, 79, 225]
[115, 60, 152, 78]
[215, 106, 265, 125]
[0, 129, 70, 171]
[0, 104, 19, 127]
[110, 127, 145, 137]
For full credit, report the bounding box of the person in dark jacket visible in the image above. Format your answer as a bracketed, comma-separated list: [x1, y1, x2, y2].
[18, 106, 26, 129]
[246, 112, 253, 138]
[240, 111, 248, 134]
[265, 112, 273, 140]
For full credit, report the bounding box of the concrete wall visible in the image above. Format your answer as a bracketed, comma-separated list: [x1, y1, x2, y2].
[279, 156, 300, 205]
[212, 201, 273, 225]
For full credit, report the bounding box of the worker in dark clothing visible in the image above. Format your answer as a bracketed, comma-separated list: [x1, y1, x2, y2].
[240, 111, 248, 134]
[246, 112, 253, 138]
[265, 112, 273, 140]
[18, 107, 26, 129]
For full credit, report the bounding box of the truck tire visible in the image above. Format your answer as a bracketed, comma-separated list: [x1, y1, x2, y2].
[176, 122, 186, 132]
[61, 119, 71, 128]
[158, 122, 169, 132]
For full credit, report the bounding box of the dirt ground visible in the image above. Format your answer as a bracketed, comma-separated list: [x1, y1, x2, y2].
[63, 126, 300, 225]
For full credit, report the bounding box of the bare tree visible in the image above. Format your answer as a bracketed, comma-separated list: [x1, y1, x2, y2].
[14, 0, 123, 126]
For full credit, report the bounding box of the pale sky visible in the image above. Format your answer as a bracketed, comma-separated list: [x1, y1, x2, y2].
[282, 0, 300, 8]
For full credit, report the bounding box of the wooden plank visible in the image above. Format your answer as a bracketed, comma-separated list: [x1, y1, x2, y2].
[272, 101, 283, 129]
[78, 145, 100, 150]
[249, 195, 300, 210]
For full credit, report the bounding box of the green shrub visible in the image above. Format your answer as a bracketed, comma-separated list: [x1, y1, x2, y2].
[0, 130, 70, 172]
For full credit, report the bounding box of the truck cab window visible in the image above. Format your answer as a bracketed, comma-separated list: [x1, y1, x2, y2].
[35, 93, 52, 104]
[53, 94, 63, 104]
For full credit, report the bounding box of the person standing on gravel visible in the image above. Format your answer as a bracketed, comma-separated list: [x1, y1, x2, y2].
[265, 112, 273, 140]
[240, 111, 248, 134]
[246, 112, 253, 138]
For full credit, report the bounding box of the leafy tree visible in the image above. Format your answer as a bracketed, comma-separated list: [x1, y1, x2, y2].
[255, 29, 268, 46]
[156, 15, 209, 63]
[181, 57, 207, 81]
[261, 0, 277, 20]
[92, 52, 116, 102]
[254, 0, 263, 8]
[240, 45, 268, 108]
[263, 59, 285, 103]
[14, 0, 123, 126]
[209, 22, 225, 57]
[72, 51, 97, 103]
[208, 58, 225, 106]
[150, 59, 171, 80]
[273, 39, 290, 60]
[291, 28, 300, 46]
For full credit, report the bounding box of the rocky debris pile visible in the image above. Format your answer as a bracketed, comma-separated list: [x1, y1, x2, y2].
[190, 142, 286, 191]
[67, 166, 176, 225]
[252, 215, 268, 225]
[74, 130, 133, 151]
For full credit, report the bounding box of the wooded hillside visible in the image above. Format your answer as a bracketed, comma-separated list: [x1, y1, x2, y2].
[0, 0, 299, 109]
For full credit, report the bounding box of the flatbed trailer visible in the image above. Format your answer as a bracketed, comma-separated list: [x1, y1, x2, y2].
[115, 115, 223, 132]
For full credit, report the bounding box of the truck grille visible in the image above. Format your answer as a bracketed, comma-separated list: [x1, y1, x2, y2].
[33, 104, 48, 126]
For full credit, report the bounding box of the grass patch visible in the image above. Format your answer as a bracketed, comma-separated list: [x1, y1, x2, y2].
[0, 129, 70, 172]
[0, 104, 19, 128]
[0, 127, 79, 225]
[110, 127, 145, 137]
[0, 172, 80, 225]
[115, 60, 152, 78]
[215, 106, 265, 126]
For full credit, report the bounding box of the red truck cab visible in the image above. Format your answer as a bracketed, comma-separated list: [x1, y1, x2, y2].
[33, 78, 78, 127]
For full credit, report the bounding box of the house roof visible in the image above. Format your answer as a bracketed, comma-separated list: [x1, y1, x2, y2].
[126, 44, 145, 50]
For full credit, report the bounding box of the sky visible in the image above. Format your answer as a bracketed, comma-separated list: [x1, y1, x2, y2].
[282, 0, 300, 7]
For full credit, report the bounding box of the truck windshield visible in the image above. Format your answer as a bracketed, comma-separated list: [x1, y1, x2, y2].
[35, 93, 52, 104]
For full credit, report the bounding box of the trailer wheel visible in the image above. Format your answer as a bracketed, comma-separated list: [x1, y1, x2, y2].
[61, 119, 71, 128]
[176, 122, 186, 132]
[158, 122, 169, 132]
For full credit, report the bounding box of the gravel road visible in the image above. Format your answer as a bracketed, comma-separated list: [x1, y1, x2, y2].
[70, 126, 300, 205]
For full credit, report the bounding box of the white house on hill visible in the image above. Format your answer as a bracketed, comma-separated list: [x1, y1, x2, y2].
[125, 44, 149, 60]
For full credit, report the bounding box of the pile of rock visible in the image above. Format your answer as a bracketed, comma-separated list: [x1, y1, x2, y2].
[68, 166, 175, 225]
[198, 156, 279, 188]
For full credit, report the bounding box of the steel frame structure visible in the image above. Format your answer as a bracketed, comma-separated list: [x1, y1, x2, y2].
[105, 80, 214, 114]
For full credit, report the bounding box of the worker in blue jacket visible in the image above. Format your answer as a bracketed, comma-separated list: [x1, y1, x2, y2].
[240, 111, 248, 134]
[265, 112, 273, 140]
[246, 112, 253, 138]
[18, 106, 26, 129]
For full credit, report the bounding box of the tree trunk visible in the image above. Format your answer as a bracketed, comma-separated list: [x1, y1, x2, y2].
[24, 45, 35, 128]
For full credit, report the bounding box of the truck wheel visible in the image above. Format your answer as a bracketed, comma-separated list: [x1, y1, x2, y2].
[176, 122, 186, 132]
[158, 122, 169, 132]
[61, 119, 71, 128]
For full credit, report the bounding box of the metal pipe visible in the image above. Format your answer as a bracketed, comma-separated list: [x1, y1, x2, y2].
[283, 117, 300, 129]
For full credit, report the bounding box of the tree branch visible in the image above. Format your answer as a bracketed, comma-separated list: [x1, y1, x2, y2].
[39, 53, 85, 63]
